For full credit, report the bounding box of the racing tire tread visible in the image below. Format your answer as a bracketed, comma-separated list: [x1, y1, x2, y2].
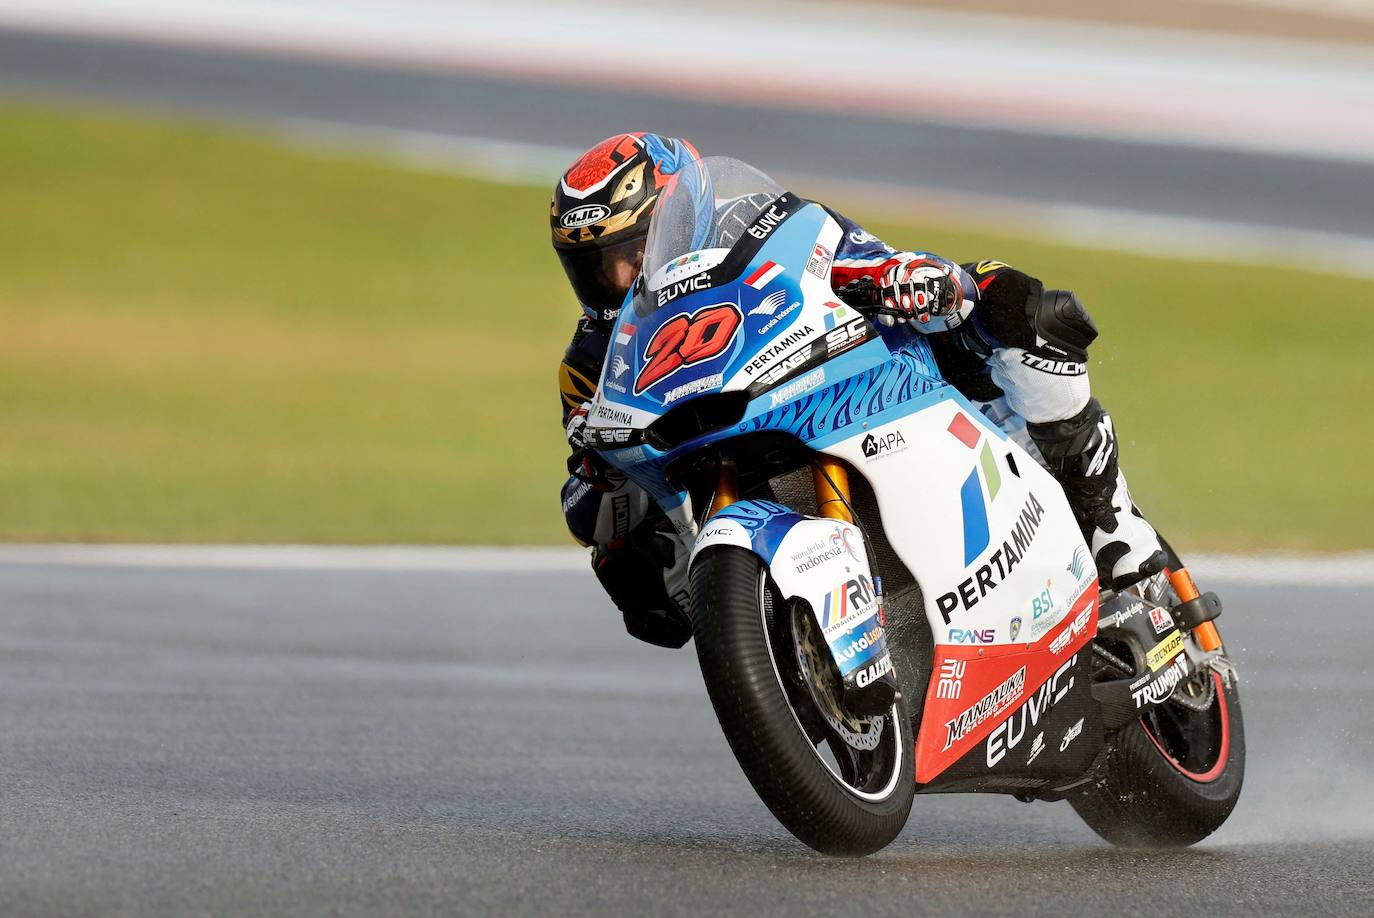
[690, 546, 914, 856]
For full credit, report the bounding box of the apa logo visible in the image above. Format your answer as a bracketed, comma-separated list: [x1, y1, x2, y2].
[560, 203, 610, 228]
[861, 430, 907, 459]
[1009, 616, 1023, 640]
[948, 628, 995, 644]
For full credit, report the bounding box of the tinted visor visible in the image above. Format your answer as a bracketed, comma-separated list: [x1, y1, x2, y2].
[558, 235, 646, 317]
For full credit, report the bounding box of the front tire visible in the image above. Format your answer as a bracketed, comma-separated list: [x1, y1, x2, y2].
[690, 546, 914, 856]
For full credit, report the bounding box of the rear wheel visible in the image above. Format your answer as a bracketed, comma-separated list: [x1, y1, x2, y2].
[1071, 643, 1244, 847]
[690, 546, 914, 856]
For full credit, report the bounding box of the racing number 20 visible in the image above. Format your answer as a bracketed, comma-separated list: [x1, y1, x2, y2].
[634, 303, 742, 394]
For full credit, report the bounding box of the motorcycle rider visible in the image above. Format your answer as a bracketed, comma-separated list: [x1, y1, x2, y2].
[553, 133, 1167, 648]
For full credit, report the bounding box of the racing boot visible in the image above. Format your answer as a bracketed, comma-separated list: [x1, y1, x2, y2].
[1027, 398, 1168, 590]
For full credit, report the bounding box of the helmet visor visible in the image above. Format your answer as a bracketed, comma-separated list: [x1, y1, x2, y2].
[558, 235, 646, 317]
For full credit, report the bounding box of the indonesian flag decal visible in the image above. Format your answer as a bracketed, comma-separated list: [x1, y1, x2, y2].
[615, 322, 637, 346]
[745, 261, 784, 290]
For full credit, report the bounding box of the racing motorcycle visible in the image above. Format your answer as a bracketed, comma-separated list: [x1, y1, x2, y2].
[584, 156, 1244, 855]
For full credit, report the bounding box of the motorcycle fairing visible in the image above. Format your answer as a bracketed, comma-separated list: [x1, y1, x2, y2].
[807, 392, 1103, 784]
[692, 500, 894, 686]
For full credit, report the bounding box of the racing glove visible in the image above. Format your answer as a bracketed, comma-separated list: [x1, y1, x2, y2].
[877, 257, 965, 330]
[565, 402, 624, 492]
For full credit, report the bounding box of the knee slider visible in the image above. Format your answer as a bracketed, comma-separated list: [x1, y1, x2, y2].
[1029, 290, 1098, 361]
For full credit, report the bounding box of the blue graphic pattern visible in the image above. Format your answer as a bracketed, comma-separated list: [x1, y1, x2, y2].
[743, 344, 945, 445]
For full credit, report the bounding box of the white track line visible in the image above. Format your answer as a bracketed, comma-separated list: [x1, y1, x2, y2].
[4, 0, 1374, 164]
[1, 544, 1371, 586]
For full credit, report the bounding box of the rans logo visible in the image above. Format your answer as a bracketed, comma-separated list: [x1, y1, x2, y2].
[947, 412, 1004, 565]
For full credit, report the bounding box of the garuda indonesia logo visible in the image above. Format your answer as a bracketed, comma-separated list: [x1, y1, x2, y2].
[947, 411, 1002, 565]
[1067, 545, 1092, 580]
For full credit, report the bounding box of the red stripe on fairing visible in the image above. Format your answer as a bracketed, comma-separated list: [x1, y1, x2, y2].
[1144, 669, 1232, 783]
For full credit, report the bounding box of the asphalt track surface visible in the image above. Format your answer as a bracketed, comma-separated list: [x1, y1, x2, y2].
[3, 27, 1374, 243]
[3, 560, 1373, 915]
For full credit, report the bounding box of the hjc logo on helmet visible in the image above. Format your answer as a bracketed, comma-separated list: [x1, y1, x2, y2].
[560, 204, 611, 229]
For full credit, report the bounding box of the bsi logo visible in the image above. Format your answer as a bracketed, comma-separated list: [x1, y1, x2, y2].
[560, 203, 610, 228]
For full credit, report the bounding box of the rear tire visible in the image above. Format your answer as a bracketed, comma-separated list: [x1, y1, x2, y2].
[1071, 670, 1244, 847]
[690, 546, 914, 856]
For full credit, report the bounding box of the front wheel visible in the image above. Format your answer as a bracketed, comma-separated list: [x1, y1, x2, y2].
[690, 546, 914, 856]
[1071, 662, 1245, 847]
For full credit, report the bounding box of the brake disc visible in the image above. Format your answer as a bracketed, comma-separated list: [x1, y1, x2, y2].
[790, 601, 883, 752]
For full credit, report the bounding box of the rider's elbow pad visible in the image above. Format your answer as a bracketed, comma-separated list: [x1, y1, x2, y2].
[1029, 290, 1098, 361]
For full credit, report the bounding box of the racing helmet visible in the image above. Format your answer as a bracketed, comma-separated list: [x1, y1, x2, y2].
[551, 133, 701, 328]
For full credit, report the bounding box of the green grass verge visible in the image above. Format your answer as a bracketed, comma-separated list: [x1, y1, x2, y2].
[1, 104, 1369, 550]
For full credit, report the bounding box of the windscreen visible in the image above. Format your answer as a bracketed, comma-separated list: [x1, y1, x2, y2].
[641, 156, 787, 293]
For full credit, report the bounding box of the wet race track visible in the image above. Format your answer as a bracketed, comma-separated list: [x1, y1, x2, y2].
[2, 559, 1372, 915]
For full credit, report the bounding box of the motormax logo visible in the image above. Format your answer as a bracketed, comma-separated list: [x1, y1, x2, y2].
[943, 666, 1026, 751]
[1132, 654, 1189, 708]
[936, 493, 1046, 624]
[986, 654, 1078, 767]
[820, 574, 876, 630]
[635, 303, 741, 394]
[861, 430, 906, 458]
[936, 659, 966, 700]
[1020, 352, 1085, 376]
[560, 203, 610, 228]
[1049, 605, 1094, 655]
[855, 653, 893, 688]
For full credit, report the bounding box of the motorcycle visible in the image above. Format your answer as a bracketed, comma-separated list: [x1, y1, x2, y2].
[584, 156, 1244, 855]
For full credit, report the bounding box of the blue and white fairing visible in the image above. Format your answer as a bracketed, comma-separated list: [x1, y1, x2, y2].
[586, 157, 1091, 713]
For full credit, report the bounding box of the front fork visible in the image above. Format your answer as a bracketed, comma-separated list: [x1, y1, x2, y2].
[708, 454, 855, 523]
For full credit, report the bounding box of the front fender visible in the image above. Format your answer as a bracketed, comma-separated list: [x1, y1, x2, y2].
[691, 499, 895, 701]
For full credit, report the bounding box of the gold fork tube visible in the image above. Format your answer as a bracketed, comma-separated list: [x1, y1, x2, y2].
[708, 459, 738, 517]
[813, 457, 853, 523]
